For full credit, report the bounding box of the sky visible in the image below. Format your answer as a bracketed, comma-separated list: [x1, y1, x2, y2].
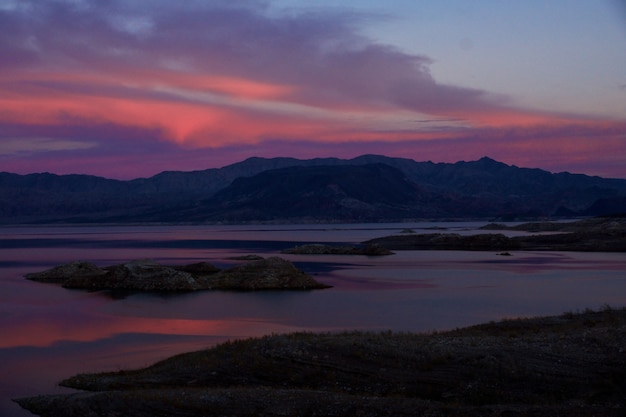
[1, 0, 625, 179]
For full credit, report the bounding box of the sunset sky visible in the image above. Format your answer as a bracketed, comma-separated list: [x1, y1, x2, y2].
[1, 0, 625, 179]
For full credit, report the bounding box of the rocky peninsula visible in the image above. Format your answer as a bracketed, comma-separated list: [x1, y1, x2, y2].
[365, 216, 626, 252]
[15, 307, 626, 416]
[25, 257, 330, 291]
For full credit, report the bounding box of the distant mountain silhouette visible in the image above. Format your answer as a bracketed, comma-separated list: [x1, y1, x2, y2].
[582, 196, 626, 217]
[1, 155, 625, 223]
[164, 164, 432, 222]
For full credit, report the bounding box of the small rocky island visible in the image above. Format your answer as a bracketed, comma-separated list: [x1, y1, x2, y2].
[15, 307, 626, 416]
[25, 257, 330, 291]
[365, 216, 626, 252]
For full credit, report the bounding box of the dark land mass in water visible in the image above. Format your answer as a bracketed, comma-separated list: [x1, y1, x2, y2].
[24, 257, 331, 291]
[364, 216, 626, 252]
[15, 308, 626, 416]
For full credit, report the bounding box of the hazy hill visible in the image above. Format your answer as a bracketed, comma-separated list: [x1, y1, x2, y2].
[1, 155, 625, 223]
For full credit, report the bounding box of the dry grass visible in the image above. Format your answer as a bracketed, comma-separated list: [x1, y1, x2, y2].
[16, 307, 626, 416]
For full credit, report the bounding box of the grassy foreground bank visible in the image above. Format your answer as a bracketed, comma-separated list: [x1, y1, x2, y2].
[16, 307, 626, 416]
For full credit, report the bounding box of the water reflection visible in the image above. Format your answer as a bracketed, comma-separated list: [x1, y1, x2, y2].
[1, 223, 625, 417]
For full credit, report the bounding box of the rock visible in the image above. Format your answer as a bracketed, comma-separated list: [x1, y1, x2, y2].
[207, 256, 331, 290]
[282, 243, 393, 256]
[25, 258, 329, 291]
[64, 259, 202, 291]
[175, 261, 220, 275]
[25, 261, 106, 283]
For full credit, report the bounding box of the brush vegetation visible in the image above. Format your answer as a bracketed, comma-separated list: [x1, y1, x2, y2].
[16, 307, 626, 416]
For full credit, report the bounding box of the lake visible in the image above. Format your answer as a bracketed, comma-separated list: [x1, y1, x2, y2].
[1, 222, 625, 416]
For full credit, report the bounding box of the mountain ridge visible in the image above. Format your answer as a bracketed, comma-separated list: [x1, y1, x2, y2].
[2, 155, 625, 223]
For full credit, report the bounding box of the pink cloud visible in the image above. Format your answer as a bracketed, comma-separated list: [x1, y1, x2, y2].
[0, 0, 624, 179]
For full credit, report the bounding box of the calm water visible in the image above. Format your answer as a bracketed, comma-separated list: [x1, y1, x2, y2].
[1, 222, 625, 416]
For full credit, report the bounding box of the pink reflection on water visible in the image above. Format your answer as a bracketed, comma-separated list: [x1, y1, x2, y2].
[2, 224, 626, 417]
[1, 314, 299, 349]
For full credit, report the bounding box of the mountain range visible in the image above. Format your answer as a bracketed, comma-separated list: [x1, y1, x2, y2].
[2, 155, 625, 223]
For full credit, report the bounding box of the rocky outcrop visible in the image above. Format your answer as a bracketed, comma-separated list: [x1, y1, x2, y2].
[206, 257, 331, 290]
[63, 260, 203, 291]
[25, 257, 329, 291]
[24, 261, 107, 283]
[174, 261, 221, 275]
[281, 243, 393, 256]
[25, 260, 210, 291]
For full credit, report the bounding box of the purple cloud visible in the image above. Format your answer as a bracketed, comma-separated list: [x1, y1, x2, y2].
[1, 0, 499, 114]
[1, 0, 624, 179]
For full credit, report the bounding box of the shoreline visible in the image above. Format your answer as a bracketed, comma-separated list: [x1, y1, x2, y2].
[16, 306, 626, 416]
[365, 216, 626, 252]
